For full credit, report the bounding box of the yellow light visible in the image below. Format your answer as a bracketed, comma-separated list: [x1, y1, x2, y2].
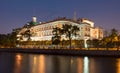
[117, 59, 120, 73]
[37, 55, 45, 73]
[16, 54, 22, 61]
[14, 54, 22, 73]
[33, 56, 37, 65]
[31, 55, 45, 73]
[77, 58, 83, 73]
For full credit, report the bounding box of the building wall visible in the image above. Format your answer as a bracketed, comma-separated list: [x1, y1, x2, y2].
[90, 27, 103, 40]
[18, 20, 80, 41]
[17, 18, 103, 41]
[81, 18, 94, 27]
[78, 23, 91, 40]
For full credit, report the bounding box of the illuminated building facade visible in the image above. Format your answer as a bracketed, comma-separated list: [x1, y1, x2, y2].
[17, 17, 103, 41]
[90, 27, 103, 40]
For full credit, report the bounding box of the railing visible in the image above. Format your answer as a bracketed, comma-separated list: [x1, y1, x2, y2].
[17, 45, 120, 51]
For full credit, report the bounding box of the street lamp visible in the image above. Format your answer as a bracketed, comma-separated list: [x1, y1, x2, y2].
[84, 37, 89, 49]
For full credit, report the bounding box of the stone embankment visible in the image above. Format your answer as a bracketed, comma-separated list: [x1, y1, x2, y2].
[0, 48, 120, 57]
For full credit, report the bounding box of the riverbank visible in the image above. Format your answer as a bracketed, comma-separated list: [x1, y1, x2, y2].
[0, 48, 120, 57]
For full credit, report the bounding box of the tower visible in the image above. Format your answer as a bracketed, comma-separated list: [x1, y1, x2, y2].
[32, 16, 37, 22]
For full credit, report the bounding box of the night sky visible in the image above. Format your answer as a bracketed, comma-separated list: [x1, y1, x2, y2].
[0, 0, 120, 34]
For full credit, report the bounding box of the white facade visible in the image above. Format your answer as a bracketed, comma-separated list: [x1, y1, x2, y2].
[78, 23, 91, 39]
[81, 18, 94, 27]
[17, 17, 103, 41]
[90, 27, 103, 40]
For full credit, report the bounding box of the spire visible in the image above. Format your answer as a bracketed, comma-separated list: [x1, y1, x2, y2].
[73, 12, 77, 21]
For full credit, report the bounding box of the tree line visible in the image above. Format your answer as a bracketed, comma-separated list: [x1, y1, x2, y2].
[0, 24, 120, 48]
[0, 29, 18, 48]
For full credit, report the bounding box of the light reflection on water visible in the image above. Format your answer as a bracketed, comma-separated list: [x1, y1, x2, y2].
[83, 56, 89, 73]
[77, 58, 83, 73]
[29, 55, 45, 73]
[0, 53, 120, 73]
[14, 54, 22, 73]
[116, 59, 120, 73]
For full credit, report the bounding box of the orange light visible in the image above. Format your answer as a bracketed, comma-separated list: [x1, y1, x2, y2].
[16, 54, 22, 61]
[117, 59, 120, 73]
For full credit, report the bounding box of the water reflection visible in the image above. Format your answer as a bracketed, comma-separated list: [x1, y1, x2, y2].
[38, 55, 45, 73]
[77, 57, 83, 73]
[89, 58, 96, 73]
[83, 57, 89, 73]
[13, 54, 96, 73]
[14, 54, 22, 73]
[4, 53, 120, 73]
[45, 56, 71, 73]
[116, 59, 120, 73]
[29, 55, 45, 73]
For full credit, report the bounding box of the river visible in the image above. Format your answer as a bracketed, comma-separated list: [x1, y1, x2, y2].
[0, 52, 119, 73]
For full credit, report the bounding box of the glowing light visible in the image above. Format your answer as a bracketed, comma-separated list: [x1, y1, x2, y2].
[77, 58, 83, 73]
[16, 54, 22, 62]
[84, 56, 89, 73]
[14, 54, 22, 73]
[39, 55, 45, 73]
[71, 59, 74, 64]
[84, 39, 88, 48]
[116, 59, 120, 73]
[31, 55, 45, 73]
[33, 56, 37, 65]
[84, 37, 89, 49]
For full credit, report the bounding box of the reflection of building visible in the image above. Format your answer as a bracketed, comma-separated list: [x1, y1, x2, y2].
[116, 59, 120, 73]
[29, 55, 45, 73]
[17, 17, 103, 41]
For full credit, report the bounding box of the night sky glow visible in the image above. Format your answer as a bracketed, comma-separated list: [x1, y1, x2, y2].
[0, 0, 120, 34]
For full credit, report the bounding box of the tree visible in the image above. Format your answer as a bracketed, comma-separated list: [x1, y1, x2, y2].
[104, 30, 109, 37]
[62, 24, 79, 49]
[101, 28, 119, 48]
[72, 26, 80, 37]
[52, 27, 62, 45]
[0, 29, 19, 48]
[21, 24, 32, 41]
[109, 29, 119, 47]
[72, 25, 80, 46]
[52, 24, 79, 49]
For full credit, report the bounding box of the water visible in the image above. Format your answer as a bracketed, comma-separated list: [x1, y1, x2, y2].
[0, 53, 120, 73]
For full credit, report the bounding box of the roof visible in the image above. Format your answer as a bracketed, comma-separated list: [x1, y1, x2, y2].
[33, 17, 81, 26]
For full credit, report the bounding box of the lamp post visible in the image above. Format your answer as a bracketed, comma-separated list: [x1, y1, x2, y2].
[84, 37, 89, 49]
